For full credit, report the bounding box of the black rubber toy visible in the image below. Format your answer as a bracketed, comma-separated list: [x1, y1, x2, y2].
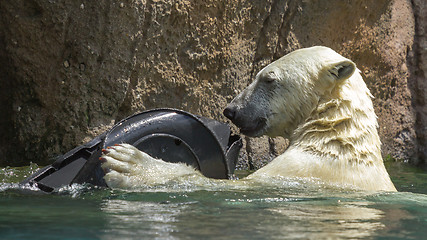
[21, 109, 242, 192]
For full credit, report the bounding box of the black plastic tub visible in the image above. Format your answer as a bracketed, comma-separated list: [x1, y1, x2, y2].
[21, 109, 242, 192]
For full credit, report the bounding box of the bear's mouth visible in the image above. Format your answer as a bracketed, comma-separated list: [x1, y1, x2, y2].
[238, 118, 267, 137]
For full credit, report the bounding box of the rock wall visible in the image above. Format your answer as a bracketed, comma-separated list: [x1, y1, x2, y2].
[0, 0, 425, 167]
[410, 0, 427, 166]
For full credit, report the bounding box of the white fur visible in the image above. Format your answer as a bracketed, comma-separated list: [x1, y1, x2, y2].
[101, 144, 204, 188]
[101, 46, 396, 192]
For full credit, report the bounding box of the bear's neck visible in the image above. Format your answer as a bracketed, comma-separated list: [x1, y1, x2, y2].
[290, 74, 383, 166]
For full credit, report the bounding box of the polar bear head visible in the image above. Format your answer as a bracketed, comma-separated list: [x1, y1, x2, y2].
[223, 46, 357, 138]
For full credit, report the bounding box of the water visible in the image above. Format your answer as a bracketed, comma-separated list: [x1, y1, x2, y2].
[1, 162, 427, 239]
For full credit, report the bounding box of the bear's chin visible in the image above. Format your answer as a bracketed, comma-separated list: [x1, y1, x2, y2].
[238, 118, 267, 137]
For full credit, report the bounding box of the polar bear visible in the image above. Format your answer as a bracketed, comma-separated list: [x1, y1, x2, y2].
[223, 46, 396, 191]
[100, 46, 396, 192]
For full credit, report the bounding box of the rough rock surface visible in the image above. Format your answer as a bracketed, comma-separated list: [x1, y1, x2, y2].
[410, 0, 427, 166]
[0, 0, 425, 168]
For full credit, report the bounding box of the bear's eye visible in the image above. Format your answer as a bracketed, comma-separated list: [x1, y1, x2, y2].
[264, 72, 276, 83]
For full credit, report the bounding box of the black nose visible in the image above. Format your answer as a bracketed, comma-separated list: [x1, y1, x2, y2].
[223, 107, 236, 120]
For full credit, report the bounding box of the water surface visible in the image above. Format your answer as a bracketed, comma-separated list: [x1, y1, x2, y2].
[1, 162, 426, 239]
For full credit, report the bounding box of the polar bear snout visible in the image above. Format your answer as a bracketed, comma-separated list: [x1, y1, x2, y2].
[223, 107, 236, 121]
[223, 104, 268, 137]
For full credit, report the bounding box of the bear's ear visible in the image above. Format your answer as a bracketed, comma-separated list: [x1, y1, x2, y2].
[328, 60, 356, 82]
